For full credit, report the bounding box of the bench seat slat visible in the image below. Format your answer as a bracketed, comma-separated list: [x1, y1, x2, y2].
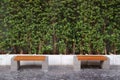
[14, 56, 46, 61]
[77, 56, 107, 61]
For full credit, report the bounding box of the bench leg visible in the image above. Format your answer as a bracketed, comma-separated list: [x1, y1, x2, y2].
[101, 58, 110, 69]
[42, 57, 48, 72]
[73, 56, 81, 71]
[11, 57, 20, 71]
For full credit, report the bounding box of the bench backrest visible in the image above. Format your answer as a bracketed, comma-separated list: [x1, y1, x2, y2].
[77, 55, 107, 61]
[14, 56, 46, 61]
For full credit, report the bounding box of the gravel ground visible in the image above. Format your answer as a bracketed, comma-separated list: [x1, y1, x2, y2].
[0, 65, 120, 80]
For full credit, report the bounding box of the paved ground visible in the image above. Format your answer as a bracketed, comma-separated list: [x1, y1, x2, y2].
[0, 65, 120, 80]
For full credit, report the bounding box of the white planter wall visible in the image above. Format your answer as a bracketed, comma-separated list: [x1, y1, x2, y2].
[48, 55, 62, 65]
[106, 55, 120, 65]
[0, 54, 120, 66]
[61, 55, 73, 65]
[0, 55, 15, 65]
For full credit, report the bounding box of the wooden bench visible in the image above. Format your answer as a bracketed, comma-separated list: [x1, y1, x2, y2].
[11, 55, 48, 72]
[73, 55, 110, 71]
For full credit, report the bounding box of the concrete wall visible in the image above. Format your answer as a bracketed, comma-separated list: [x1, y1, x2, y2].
[0, 54, 120, 66]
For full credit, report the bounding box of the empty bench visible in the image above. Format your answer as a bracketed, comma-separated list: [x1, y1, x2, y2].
[11, 55, 48, 71]
[73, 55, 110, 71]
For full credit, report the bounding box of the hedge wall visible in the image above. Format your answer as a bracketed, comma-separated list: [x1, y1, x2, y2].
[0, 0, 120, 54]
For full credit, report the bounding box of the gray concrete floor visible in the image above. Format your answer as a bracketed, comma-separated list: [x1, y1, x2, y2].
[0, 65, 120, 80]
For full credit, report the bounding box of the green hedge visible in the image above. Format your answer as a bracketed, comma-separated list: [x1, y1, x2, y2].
[0, 0, 119, 54]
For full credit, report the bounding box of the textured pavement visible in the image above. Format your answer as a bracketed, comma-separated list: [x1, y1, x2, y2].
[0, 65, 120, 80]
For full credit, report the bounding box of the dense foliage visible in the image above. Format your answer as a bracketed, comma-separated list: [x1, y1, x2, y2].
[0, 0, 120, 54]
